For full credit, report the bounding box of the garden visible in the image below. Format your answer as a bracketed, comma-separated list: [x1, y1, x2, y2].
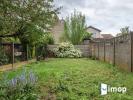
[1, 58, 133, 100]
[0, 0, 133, 100]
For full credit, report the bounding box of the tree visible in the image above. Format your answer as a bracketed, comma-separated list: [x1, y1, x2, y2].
[0, 0, 60, 42]
[120, 26, 130, 34]
[82, 31, 92, 40]
[60, 10, 90, 45]
[0, 0, 60, 58]
[117, 26, 130, 36]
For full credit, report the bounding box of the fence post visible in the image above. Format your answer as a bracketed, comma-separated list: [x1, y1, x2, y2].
[12, 42, 14, 69]
[92, 43, 95, 58]
[35, 45, 38, 61]
[113, 38, 115, 66]
[104, 40, 105, 61]
[131, 32, 133, 72]
[98, 42, 99, 59]
[26, 44, 28, 61]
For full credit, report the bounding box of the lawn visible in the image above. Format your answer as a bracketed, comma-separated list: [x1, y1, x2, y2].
[1, 58, 133, 100]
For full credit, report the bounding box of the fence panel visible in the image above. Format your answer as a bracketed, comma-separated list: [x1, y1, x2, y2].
[95, 43, 99, 59]
[0, 43, 28, 67]
[105, 39, 114, 64]
[114, 34, 131, 72]
[99, 42, 105, 61]
[89, 42, 95, 58]
[90, 33, 133, 72]
[90, 42, 99, 59]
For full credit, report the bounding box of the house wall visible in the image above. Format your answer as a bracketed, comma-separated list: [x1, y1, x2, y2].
[51, 20, 64, 44]
[87, 28, 102, 38]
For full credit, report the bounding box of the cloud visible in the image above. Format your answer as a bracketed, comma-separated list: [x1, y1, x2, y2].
[54, 0, 133, 35]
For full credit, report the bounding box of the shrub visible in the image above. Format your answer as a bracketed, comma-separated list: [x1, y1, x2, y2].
[0, 47, 9, 65]
[38, 32, 54, 45]
[35, 32, 54, 60]
[82, 32, 92, 40]
[53, 42, 82, 58]
[45, 33, 54, 45]
[0, 68, 39, 100]
[36, 44, 48, 61]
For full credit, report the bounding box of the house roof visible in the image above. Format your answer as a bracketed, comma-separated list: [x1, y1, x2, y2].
[87, 26, 101, 32]
[101, 34, 114, 39]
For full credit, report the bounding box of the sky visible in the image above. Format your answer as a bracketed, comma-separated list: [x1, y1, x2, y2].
[54, 0, 133, 36]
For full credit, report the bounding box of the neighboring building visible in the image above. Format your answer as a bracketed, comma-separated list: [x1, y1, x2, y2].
[86, 26, 102, 38]
[50, 19, 64, 44]
[101, 34, 114, 39]
[51, 20, 104, 43]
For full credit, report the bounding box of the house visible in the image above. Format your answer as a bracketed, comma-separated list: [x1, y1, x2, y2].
[86, 26, 102, 38]
[101, 34, 114, 39]
[51, 20, 103, 43]
[50, 19, 64, 44]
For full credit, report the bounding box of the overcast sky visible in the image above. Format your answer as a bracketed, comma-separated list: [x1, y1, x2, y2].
[54, 0, 133, 35]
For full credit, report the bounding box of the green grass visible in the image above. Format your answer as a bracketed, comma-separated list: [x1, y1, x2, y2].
[1, 58, 133, 100]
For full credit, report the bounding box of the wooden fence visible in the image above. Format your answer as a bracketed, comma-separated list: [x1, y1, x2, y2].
[0, 43, 29, 68]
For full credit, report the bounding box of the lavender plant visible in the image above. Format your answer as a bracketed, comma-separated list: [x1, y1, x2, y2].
[0, 67, 39, 100]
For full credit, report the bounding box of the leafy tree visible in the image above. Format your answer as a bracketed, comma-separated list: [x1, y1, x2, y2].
[117, 26, 130, 36]
[82, 31, 92, 40]
[120, 26, 130, 34]
[0, 47, 9, 65]
[0, 0, 60, 58]
[0, 0, 59, 43]
[61, 10, 89, 45]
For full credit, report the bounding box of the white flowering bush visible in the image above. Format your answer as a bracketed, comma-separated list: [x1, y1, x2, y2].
[53, 42, 82, 58]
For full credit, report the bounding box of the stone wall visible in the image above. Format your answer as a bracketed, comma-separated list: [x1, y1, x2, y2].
[47, 45, 90, 57]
